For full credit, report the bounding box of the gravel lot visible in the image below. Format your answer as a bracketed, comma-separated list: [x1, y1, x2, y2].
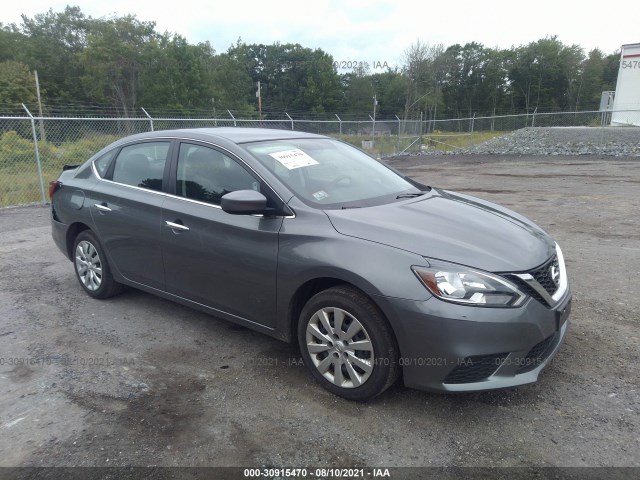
[0, 153, 639, 472]
[424, 127, 640, 156]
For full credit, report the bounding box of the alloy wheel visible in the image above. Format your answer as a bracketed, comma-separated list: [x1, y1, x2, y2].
[75, 240, 103, 291]
[305, 307, 375, 388]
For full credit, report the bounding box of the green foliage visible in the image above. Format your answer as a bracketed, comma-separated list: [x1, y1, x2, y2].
[54, 135, 119, 166]
[0, 7, 624, 118]
[0, 130, 56, 168]
[81, 15, 158, 116]
[505, 36, 586, 112]
[440, 43, 509, 118]
[0, 131, 120, 207]
[370, 70, 407, 117]
[16, 6, 92, 105]
[0, 130, 36, 165]
[227, 42, 342, 115]
[342, 72, 375, 115]
[0, 61, 37, 106]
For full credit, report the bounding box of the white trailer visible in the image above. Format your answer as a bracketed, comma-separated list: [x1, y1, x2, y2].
[611, 43, 640, 126]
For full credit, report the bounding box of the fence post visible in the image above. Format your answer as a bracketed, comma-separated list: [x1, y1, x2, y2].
[395, 114, 401, 153]
[369, 115, 375, 145]
[22, 104, 46, 205]
[285, 112, 294, 131]
[228, 110, 237, 127]
[141, 107, 154, 132]
[532, 107, 537, 128]
[335, 114, 342, 136]
[470, 112, 476, 146]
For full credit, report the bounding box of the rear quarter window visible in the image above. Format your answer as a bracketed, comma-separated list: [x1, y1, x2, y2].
[93, 149, 118, 178]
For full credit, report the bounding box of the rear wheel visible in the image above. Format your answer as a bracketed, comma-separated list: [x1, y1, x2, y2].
[73, 230, 123, 299]
[298, 286, 399, 401]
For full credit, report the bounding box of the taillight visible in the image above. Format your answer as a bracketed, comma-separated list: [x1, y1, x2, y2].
[49, 180, 61, 201]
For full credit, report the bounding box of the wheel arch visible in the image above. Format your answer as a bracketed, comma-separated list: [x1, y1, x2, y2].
[65, 222, 92, 260]
[286, 276, 392, 345]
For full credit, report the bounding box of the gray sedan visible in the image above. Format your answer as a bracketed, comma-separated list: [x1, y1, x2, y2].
[50, 128, 571, 400]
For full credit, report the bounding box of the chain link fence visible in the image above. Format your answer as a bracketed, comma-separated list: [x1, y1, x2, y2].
[1, 109, 638, 208]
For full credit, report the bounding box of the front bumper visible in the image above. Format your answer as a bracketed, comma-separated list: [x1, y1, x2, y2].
[375, 289, 571, 392]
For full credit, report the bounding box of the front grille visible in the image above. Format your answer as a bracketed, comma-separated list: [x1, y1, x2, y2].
[516, 334, 557, 374]
[507, 276, 547, 305]
[530, 255, 560, 296]
[504, 254, 560, 308]
[444, 353, 508, 384]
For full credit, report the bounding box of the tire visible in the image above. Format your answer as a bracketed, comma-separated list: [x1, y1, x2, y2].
[72, 230, 123, 299]
[298, 285, 399, 401]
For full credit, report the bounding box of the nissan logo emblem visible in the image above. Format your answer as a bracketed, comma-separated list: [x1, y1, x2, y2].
[551, 264, 560, 287]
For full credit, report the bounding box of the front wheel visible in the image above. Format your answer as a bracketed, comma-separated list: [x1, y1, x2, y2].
[298, 286, 399, 401]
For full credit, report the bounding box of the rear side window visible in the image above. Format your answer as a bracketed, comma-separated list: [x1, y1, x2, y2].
[93, 149, 117, 178]
[176, 143, 259, 205]
[111, 142, 170, 191]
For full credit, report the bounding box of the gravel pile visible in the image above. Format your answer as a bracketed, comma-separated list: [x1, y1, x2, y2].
[426, 126, 639, 156]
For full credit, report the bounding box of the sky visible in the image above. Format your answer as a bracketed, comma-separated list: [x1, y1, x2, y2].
[2, 0, 635, 72]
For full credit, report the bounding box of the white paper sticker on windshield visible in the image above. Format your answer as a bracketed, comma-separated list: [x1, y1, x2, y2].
[312, 190, 328, 201]
[269, 149, 319, 170]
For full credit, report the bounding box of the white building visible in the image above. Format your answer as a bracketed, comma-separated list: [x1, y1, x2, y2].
[611, 43, 640, 126]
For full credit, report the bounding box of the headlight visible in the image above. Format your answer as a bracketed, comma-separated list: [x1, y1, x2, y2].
[412, 261, 526, 307]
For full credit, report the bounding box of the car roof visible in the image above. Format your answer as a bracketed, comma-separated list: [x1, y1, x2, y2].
[119, 127, 328, 145]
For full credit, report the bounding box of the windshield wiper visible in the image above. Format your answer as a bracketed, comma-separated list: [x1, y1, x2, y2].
[396, 191, 427, 199]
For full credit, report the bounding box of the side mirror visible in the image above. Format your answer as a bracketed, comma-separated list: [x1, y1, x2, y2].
[221, 190, 268, 215]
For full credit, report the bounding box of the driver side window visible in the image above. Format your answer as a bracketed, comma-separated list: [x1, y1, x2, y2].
[176, 143, 260, 206]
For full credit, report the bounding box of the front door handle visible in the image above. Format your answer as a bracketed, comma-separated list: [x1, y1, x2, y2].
[94, 203, 112, 212]
[165, 220, 189, 232]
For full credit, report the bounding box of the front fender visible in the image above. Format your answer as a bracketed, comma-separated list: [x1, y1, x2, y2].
[274, 206, 430, 341]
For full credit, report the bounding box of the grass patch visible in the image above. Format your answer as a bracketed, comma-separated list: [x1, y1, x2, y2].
[330, 130, 507, 156]
[331, 134, 422, 157]
[0, 131, 118, 207]
[422, 130, 506, 151]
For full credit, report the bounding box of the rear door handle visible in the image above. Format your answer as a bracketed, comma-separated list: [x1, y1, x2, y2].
[94, 203, 112, 212]
[165, 220, 189, 232]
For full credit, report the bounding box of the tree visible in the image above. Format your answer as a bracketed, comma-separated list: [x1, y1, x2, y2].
[602, 51, 620, 91]
[228, 41, 342, 115]
[1, 6, 625, 119]
[81, 15, 158, 116]
[401, 40, 445, 120]
[209, 50, 256, 112]
[506, 36, 585, 112]
[0, 25, 24, 62]
[0, 60, 37, 106]
[574, 49, 606, 110]
[17, 6, 92, 105]
[341, 63, 375, 116]
[370, 70, 407, 117]
[139, 35, 215, 112]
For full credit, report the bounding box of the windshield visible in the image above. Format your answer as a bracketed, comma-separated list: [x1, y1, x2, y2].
[243, 138, 420, 208]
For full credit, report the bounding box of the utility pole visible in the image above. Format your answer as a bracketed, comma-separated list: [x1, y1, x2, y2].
[34, 70, 46, 142]
[256, 81, 262, 121]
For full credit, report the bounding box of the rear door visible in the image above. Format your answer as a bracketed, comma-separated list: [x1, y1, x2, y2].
[161, 142, 282, 326]
[90, 140, 171, 290]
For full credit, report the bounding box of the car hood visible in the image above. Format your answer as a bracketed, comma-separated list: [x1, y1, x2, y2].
[324, 189, 555, 272]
